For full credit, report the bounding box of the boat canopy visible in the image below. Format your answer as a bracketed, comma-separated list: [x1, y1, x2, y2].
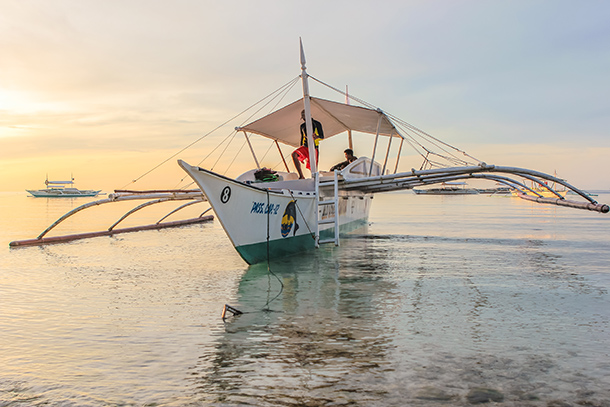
[46, 180, 74, 185]
[236, 97, 403, 148]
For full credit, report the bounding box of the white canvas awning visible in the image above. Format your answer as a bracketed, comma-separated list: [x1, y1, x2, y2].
[236, 97, 402, 148]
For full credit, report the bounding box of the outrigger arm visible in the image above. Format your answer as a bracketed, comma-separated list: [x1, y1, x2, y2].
[9, 190, 212, 247]
[339, 163, 609, 213]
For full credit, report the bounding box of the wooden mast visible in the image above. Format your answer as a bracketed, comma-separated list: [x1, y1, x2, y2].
[346, 85, 353, 150]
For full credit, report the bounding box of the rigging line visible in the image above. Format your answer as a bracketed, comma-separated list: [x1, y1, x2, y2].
[395, 122, 472, 164]
[219, 79, 298, 173]
[259, 141, 276, 163]
[397, 126, 437, 156]
[223, 138, 248, 176]
[390, 114, 482, 163]
[419, 153, 431, 170]
[286, 189, 316, 241]
[394, 126, 442, 163]
[271, 144, 293, 172]
[197, 129, 238, 167]
[263, 189, 284, 311]
[427, 159, 456, 168]
[173, 171, 196, 189]
[174, 180, 195, 190]
[211, 131, 238, 171]
[274, 157, 288, 172]
[210, 77, 298, 170]
[234, 77, 301, 130]
[198, 78, 299, 168]
[395, 122, 475, 166]
[401, 136, 432, 163]
[309, 76, 378, 110]
[175, 79, 299, 190]
[120, 77, 300, 189]
[424, 151, 471, 167]
[310, 75, 482, 165]
[267, 78, 300, 115]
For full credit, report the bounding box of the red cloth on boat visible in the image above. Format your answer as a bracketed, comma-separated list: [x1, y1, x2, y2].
[294, 145, 319, 170]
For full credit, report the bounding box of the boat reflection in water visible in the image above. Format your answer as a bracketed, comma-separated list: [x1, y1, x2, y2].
[185, 220, 610, 405]
[189, 235, 400, 405]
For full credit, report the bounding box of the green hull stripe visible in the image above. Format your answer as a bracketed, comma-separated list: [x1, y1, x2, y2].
[235, 218, 368, 265]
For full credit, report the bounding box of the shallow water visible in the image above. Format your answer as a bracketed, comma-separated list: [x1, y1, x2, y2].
[1, 191, 609, 406]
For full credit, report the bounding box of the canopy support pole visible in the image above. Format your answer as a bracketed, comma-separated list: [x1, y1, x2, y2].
[275, 140, 290, 172]
[394, 138, 404, 174]
[368, 112, 383, 176]
[381, 134, 393, 176]
[243, 131, 261, 170]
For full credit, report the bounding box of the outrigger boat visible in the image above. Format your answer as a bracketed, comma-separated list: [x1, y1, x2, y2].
[10, 42, 609, 253]
[27, 177, 101, 198]
[178, 41, 609, 265]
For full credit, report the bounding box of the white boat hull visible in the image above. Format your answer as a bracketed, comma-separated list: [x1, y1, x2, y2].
[26, 188, 101, 198]
[178, 160, 372, 264]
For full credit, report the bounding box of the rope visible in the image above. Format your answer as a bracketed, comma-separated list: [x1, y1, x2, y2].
[286, 188, 317, 241]
[259, 141, 276, 163]
[223, 138, 248, 175]
[211, 131, 238, 171]
[171, 78, 301, 189]
[263, 189, 284, 311]
[309, 74, 483, 168]
[199, 77, 299, 172]
[120, 76, 300, 190]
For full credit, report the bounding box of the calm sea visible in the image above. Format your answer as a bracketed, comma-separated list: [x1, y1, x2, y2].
[1, 191, 609, 406]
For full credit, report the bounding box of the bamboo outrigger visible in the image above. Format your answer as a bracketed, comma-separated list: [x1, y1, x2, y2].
[9, 190, 212, 247]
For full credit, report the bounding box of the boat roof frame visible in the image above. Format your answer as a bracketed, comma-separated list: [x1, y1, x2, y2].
[236, 96, 406, 175]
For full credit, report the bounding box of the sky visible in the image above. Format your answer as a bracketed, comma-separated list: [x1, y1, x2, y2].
[1, 0, 609, 192]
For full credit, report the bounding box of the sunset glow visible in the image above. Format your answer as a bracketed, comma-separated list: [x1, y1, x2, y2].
[1, 1, 608, 193]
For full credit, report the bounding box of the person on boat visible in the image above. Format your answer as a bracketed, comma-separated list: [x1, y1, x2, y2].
[330, 148, 357, 171]
[292, 110, 324, 179]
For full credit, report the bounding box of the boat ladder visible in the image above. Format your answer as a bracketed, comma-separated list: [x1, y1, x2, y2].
[315, 170, 340, 247]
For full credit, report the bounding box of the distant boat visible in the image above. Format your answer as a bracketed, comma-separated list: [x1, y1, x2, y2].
[413, 182, 480, 195]
[27, 177, 101, 198]
[476, 184, 513, 195]
[511, 172, 568, 199]
[567, 190, 598, 197]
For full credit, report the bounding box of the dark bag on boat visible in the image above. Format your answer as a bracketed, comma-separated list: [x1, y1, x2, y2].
[254, 167, 279, 182]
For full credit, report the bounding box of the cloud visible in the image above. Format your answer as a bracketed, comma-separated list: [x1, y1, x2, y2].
[0, 0, 609, 190]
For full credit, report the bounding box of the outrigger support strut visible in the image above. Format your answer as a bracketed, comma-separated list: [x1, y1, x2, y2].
[338, 163, 609, 214]
[9, 190, 212, 247]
